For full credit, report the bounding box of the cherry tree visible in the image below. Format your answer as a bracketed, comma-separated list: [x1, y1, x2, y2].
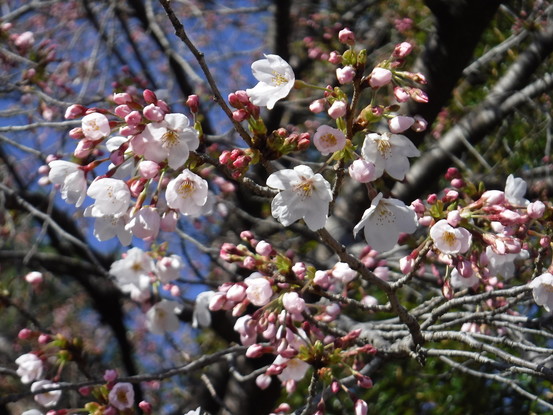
[1, 1, 553, 415]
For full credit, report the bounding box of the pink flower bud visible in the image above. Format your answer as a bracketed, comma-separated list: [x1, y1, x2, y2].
[338, 27, 355, 45]
[410, 199, 425, 215]
[104, 369, 118, 382]
[393, 42, 414, 59]
[73, 139, 95, 158]
[246, 344, 265, 358]
[138, 401, 152, 414]
[38, 333, 51, 344]
[143, 89, 158, 104]
[394, 86, 410, 102]
[143, 104, 165, 121]
[25, 271, 43, 286]
[328, 100, 347, 119]
[64, 104, 87, 119]
[336, 66, 356, 84]
[451, 178, 464, 188]
[354, 399, 368, 415]
[447, 210, 462, 227]
[527, 201, 546, 219]
[355, 374, 373, 388]
[138, 160, 160, 179]
[124, 110, 142, 126]
[226, 284, 246, 302]
[255, 240, 273, 256]
[369, 67, 392, 88]
[348, 159, 376, 183]
[419, 216, 433, 226]
[186, 94, 199, 113]
[233, 109, 249, 122]
[409, 87, 428, 103]
[328, 51, 342, 64]
[69, 127, 84, 139]
[412, 115, 427, 132]
[256, 374, 272, 390]
[481, 190, 505, 205]
[309, 99, 326, 113]
[388, 116, 414, 133]
[18, 328, 33, 340]
[540, 236, 551, 247]
[113, 92, 132, 105]
[114, 104, 132, 118]
[399, 256, 414, 273]
[14, 31, 35, 48]
[426, 194, 437, 204]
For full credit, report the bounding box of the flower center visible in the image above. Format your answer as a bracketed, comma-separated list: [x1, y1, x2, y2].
[116, 389, 129, 405]
[320, 133, 337, 147]
[131, 261, 143, 272]
[375, 205, 394, 226]
[162, 130, 179, 148]
[375, 137, 391, 158]
[443, 231, 457, 247]
[293, 178, 314, 199]
[177, 178, 196, 198]
[272, 71, 289, 86]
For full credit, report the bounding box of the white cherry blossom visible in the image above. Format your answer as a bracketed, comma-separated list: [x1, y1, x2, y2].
[31, 380, 61, 408]
[353, 193, 418, 252]
[84, 209, 132, 246]
[313, 125, 346, 155]
[505, 174, 529, 206]
[108, 382, 135, 410]
[430, 219, 472, 255]
[361, 132, 420, 180]
[244, 272, 273, 306]
[87, 177, 131, 217]
[141, 113, 199, 169]
[145, 300, 181, 334]
[246, 54, 295, 110]
[529, 273, 553, 312]
[267, 165, 333, 231]
[15, 353, 43, 384]
[48, 160, 87, 207]
[166, 169, 208, 216]
[82, 112, 110, 140]
[109, 247, 154, 301]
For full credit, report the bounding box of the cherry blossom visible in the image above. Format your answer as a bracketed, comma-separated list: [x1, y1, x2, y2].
[244, 272, 273, 306]
[353, 193, 418, 252]
[109, 247, 154, 301]
[165, 169, 209, 216]
[193, 291, 216, 328]
[450, 268, 479, 289]
[274, 356, 310, 382]
[312, 125, 346, 155]
[348, 159, 377, 183]
[529, 273, 553, 312]
[125, 206, 161, 240]
[140, 113, 199, 169]
[430, 219, 472, 255]
[85, 212, 132, 245]
[145, 300, 181, 334]
[108, 382, 135, 410]
[361, 132, 420, 180]
[48, 160, 87, 207]
[81, 112, 110, 140]
[15, 353, 43, 384]
[156, 254, 184, 283]
[31, 380, 61, 407]
[246, 54, 295, 110]
[267, 164, 333, 231]
[505, 174, 529, 206]
[87, 177, 131, 217]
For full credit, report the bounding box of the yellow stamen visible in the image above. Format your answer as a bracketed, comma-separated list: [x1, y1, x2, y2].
[177, 178, 196, 198]
[293, 178, 314, 199]
[443, 231, 457, 247]
[162, 130, 179, 148]
[272, 71, 288, 86]
[320, 133, 337, 147]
